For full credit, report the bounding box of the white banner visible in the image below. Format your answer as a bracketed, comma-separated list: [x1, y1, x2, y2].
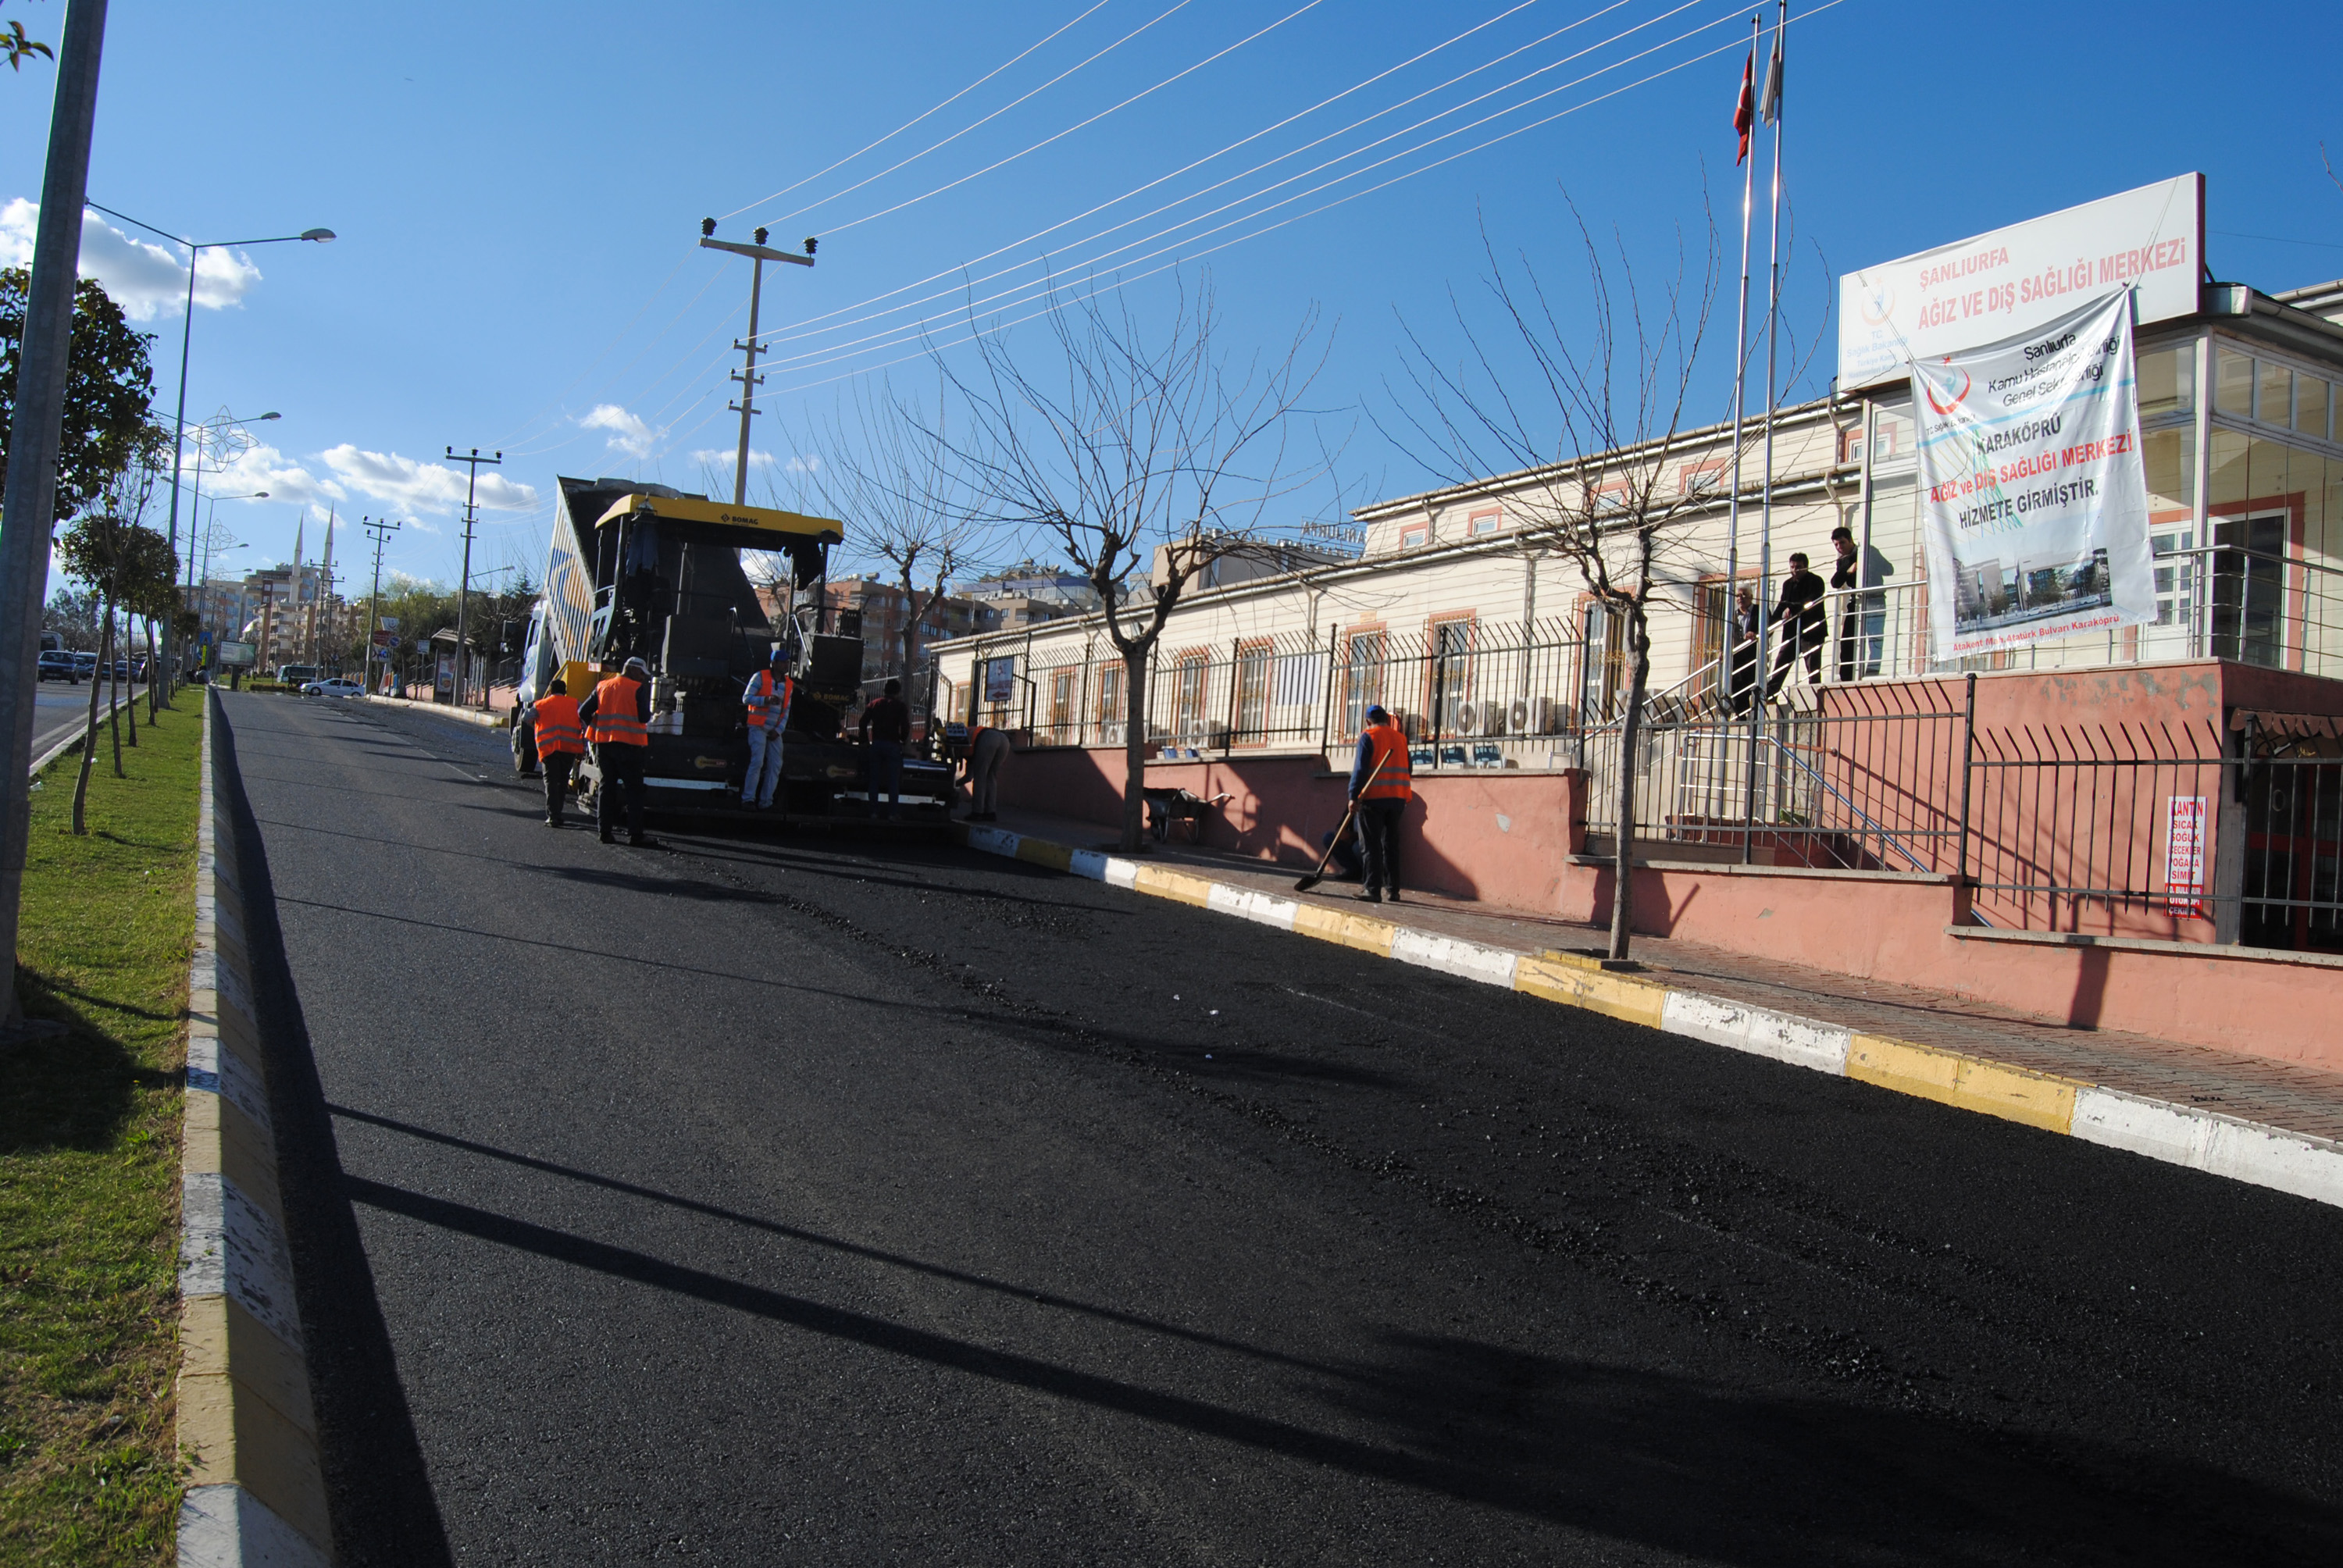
[1840, 174, 2201, 388]
[1911, 291, 2155, 658]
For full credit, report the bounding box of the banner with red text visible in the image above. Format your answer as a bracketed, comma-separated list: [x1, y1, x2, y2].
[1910, 291, 2156, 657]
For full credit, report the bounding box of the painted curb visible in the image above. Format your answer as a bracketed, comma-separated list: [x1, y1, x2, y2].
[179, 690, 333, 1566]
[953, 822, 2343, 1212]
[358, 694, 504, 729]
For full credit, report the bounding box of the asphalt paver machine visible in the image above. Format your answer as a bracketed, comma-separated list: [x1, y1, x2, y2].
[512, 476, 952, 830]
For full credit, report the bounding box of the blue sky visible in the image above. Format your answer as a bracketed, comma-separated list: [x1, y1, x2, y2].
[3, 0, 2338, 593]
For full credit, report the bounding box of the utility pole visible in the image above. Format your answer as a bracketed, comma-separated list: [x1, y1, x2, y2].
[444, 447, 501, 707]
[698, 219, 815, 506]
[0, 0, 109, 1032]
[363, 515, 399, 693]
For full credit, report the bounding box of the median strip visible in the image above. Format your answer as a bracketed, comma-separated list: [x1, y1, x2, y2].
[954, 821, 2343, 1212]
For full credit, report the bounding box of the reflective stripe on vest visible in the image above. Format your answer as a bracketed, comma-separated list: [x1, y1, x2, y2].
[1360, 722, 1412, 800]
[744, 669, 793, 728]
[533, 694, 585, 757]
[587, 675, 648, 746]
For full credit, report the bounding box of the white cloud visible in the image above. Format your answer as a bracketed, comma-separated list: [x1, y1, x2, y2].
[687, 447, 783, 469]
[0, 198, 262, 322]
[199, 443, 345, 509]
[580, 403, 662, 458]
[317, 445, 539, 515]
[786, 454, 820, 476]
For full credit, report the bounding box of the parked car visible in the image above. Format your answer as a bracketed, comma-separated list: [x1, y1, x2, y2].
[37, 650, 79, 683]
[72, 652, 97, 678]
[300, 677, 366, 699]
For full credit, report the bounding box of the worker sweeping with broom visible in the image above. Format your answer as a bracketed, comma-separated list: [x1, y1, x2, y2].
[1296, 704, 1413, 901]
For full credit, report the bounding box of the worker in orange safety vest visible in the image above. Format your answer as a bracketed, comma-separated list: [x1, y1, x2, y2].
[579, 656, 654, 846]
[530, 676, 587, 829]
[741, 646, 794, 811]
[1347, 704, 1413, 903]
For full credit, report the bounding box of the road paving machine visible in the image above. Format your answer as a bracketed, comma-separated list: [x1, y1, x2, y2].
[511, 476, 952, 829]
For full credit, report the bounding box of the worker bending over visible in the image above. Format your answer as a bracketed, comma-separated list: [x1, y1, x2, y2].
[580, 656, 654, 846]
[1348, 704, 1413, 903]
[742, 646, 793, 811]
[962, 722, 1010, 823]
[531, 676, 586, 828]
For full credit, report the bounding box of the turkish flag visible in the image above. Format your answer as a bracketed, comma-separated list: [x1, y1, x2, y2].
[1733, 51, 1754, 165]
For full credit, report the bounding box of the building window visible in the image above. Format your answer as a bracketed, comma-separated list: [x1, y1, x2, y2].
[1467, 508, 1501, 538]
[1097, 661, 1124, 746]
[1342, 629, 1386, 735]
[2137, 344, 2195, 422]
[1399, 526, 1428, 550]
[1172, 652, 1210, 743]
[1233, 640, 1271, 745]
[1428, 617, 1475, 736]
[1048, 670, 1075, 744]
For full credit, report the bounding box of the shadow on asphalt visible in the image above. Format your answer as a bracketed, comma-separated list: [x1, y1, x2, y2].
[333, 1163, 2343, 1566]
[212, 700, 456, 1568]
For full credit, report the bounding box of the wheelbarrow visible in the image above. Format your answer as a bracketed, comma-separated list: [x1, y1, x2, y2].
[1143, 786, 1233, 843]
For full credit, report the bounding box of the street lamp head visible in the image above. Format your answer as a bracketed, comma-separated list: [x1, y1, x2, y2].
[254, 490, 269, 498]
[301, 229, 336, 243]
[255, 412, 280, 422]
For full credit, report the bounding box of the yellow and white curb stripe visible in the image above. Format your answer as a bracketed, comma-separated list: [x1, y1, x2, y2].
[958, 822, 2343, 1211]
[180, 690, 333, 1566]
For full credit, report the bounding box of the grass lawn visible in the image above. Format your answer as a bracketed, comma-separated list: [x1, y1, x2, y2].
[0, 693, 202, 1565]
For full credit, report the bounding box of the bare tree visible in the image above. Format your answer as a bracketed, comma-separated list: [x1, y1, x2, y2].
[1389, 201, 1810, 960]
[811, 380, 986, 703]
[929, 275, 1331, 851]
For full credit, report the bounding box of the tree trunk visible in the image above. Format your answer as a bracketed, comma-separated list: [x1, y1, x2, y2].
[1119, 645, 1150, 852]
[106, 615, 126, 775]
[123, 620, 139, 748]
[72, 618, 105, 835]
[148, 620, 161, 720]
[1606, 605, 1653, 962]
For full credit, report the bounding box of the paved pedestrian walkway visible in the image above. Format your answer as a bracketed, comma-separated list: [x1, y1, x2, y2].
[983, 804, 2343, 1150]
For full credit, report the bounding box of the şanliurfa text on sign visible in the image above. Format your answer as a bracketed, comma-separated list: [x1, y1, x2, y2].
[1910, 290, 2156, 658]
[1838, 173, 2202, 387]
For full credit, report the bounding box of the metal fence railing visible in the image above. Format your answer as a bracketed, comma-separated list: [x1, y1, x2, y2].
[948, 619, 1590, 767]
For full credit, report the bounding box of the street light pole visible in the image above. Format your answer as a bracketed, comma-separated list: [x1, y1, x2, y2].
[698, 220, 815, 507]
[87, 201, 330, 682]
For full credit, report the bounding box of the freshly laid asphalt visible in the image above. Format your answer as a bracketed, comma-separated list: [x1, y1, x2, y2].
[218, 690, 2343, 1566]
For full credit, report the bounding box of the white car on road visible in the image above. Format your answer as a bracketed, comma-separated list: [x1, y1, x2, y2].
[301, 677, 366, 699]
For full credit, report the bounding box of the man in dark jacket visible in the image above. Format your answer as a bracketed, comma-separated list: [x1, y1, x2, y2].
[1763, 551, 1828, 698]
[858, 679, 911, 819]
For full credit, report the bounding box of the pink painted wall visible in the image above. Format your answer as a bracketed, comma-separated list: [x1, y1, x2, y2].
[1557, 856, 2343, 1071]
[997, 745, 1585, 907]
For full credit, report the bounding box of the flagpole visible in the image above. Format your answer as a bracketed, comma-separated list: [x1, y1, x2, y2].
[1745, 0, 1786, 859]
[1724, 16, 1757, 663]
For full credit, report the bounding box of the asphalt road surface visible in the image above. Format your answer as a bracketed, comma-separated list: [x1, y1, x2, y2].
[218, 690, 2343, 1566]
[31, 678, 143, 758]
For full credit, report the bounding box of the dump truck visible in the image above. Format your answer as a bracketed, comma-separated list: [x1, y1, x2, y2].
[510, 476, 952, 827]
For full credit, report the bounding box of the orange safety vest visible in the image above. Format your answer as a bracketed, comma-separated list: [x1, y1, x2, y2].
[587, 674, 648, 747]
[533, 693, 585, 757]
[1358, 720, 1413, 801]
[744, 668, 793, 729]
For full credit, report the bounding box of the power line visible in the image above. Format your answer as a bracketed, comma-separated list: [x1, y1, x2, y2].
[720, 0, 1121, 222]
[762, 0, 1739, 380]
[758, 0, 1199, 230]
[765, 5, 1846, 401]
[814, 0, 1327, 238]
